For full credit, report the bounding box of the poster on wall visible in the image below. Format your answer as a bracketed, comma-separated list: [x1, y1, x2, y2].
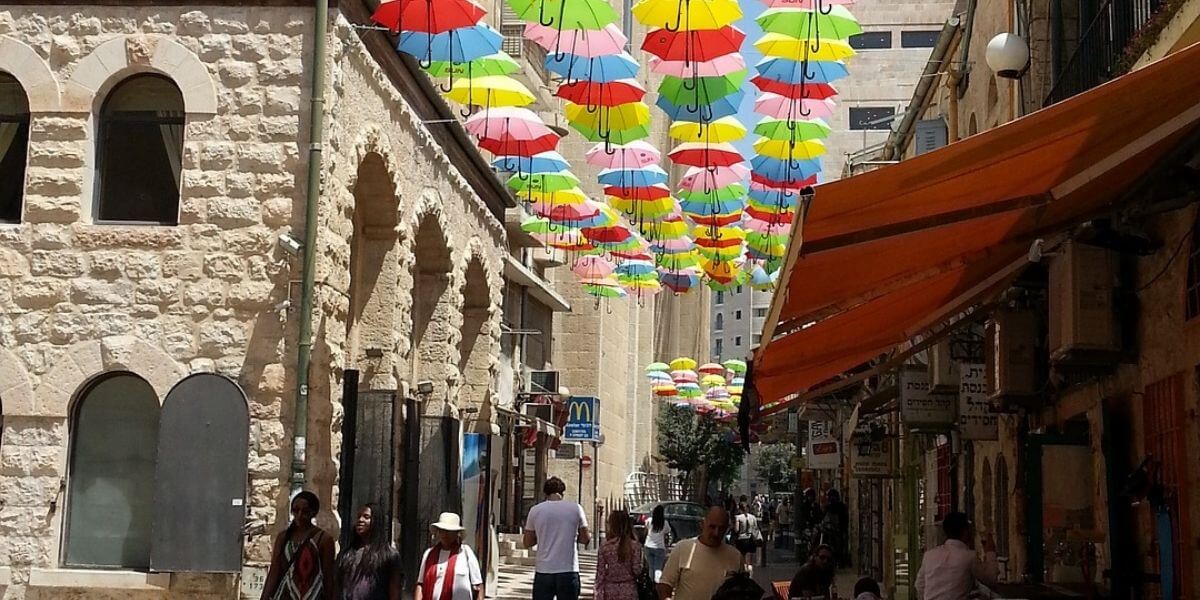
[958, 363, 999, 440]
[461, 434, 490, 572]
[806, 437, 841, 470]
[899, 366, 956, 429]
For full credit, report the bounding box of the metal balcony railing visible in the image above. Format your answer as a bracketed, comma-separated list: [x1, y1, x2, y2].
[1045, 0, 1167, 105]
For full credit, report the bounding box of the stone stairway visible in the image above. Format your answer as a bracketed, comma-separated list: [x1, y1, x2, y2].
[497, 532, 538, 567]
[493, 533, 597, 600]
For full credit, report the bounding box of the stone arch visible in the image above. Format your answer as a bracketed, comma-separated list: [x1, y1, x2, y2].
[456, 246, 499, 416]
[34, 336, 188, 417]
[409, 205, 456, 406]
[0, 35, 61, 112]
[347, 150, 402, 390]
[63, 36, 217, 114]
[968, 113, 979, 137]
[0, 346, 34, 416]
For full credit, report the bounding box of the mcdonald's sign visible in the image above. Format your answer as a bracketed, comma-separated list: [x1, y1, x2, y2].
[564, 396, 599, 441]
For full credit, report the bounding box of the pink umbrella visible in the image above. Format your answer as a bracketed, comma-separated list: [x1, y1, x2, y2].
[572, 255, 616, 278]
[648, 54, 747, 77]
[533, 202, 600, 221]
[743, 218, 791, 235]
[465, 107, 554, 139]
[754, 93, 837, 121]
[761, 0, 854, 8]
[750, 179, 805, 193]
[525, 23, 628, 57]
[654, 238, 696, 251]
[585, 140, 661, 168]
[679, 166, 746, 192]
[671, 370, 699, 383]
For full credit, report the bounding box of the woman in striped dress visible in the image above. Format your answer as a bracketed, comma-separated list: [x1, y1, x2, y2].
[262, 491, 337, 600]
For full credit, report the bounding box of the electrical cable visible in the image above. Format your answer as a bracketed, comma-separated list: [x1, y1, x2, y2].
[1136, 217, 1195, 292]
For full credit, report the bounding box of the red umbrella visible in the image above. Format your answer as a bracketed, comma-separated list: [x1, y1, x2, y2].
[641, 27, 747, 62]
[749, 76, 839, 100]
[555, 79, 646, 107]
[372, 0, 487, 33]
[750, 172, 817, 188]
[668, 143, 744, 168]
[603, 184, 671, 201]
[688, 212, 743, 227]
[613, 250, 654, 260]
[583, 225, 637, 244]
[745, 204, 795, 222]
[478, 133, 560, 156]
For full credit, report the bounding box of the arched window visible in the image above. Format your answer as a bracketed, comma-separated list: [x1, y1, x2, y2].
[0, 71, 29, 224]
[95, 74, 184, 224]
[65, 373, 160, 569]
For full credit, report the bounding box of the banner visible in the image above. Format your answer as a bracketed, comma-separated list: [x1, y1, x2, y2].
[461, 434, 489, 567]
[900, 366, 956, 429]
[958, 363, 998, 440]
[806, 436, 841, 470]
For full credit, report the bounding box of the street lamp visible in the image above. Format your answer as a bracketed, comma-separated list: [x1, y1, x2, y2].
[985, 33, 1030, 79]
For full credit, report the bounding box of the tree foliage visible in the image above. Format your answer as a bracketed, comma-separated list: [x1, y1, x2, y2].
[755, 442, 798, 494]
[657, 404, 745, 492]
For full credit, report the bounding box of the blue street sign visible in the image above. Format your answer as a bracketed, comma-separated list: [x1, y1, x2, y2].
[564, 396, 599, 441]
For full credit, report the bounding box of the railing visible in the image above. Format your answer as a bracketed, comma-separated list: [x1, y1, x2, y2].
[1045, 0, 1167, 105]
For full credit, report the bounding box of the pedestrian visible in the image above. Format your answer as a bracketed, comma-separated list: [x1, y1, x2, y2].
[594, 510, 644, 600]
[523, 477, 592, 600]
[775, 497, 792, 550]
[731, 502, 759, 574]
[335, 503, 403, 600]
[261, 491, 337, 600]
[787, 544, 835, 600]
[852, 577, 881, 600]
[820, 490, 849, 568]
[914, 512, 997, 600]
[415, 512, 484, 600]
[657, 506, 742, 600]
[643, 505, 670, 582]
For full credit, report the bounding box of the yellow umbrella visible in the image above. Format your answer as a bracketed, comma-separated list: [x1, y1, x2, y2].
[754, 35, 856, 62]
[752, 138, 828, 161]
[641, 218, 690, 239]
[565, 102, 651, 131]
[669, 117, 748, 143]
[447, 75, 536, 107]
[527, 188, 591, 205]
[669, 357, 697, 371]
[701, 374, 727, 387]
[632, 0, 741, 30]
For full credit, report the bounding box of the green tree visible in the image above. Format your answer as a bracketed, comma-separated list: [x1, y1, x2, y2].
[754, 442, 798, 494]
[657, 404, 745, 496]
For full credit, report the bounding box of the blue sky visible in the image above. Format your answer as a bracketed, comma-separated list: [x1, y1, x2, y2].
[733, 1, 765, 162]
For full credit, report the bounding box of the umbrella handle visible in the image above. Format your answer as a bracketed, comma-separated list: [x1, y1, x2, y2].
[818, 0, 834, 15]
[538, 2, 557, 27]
[664, 0, 686, 32]
[798, 103, 812, 117]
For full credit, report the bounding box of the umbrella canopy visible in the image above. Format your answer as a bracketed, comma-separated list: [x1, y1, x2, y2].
[761, 0, 855, 8]
[754, 34, 855, 62]
[573, 255, 617, 278]
[526, 23, 628, 56]
[669, 117, 748, 143]
[507, 171, 581, 193]
[565, 102, 651, 132]
[426, 53, 521, 78]
[699, 362, 725, 375]
[583, 281, 628, 298]
[372, 0, 487, 33]
[661, 270, 701, 293]
[478, 133, 559, 156]
[677, 183, 746, 203]
[656, 90, 745, 122]
[678, 166, 745, 192]
[701, 374, 727, 387]
[755, 57, 849, 85]
[545, 52, 641, 83]
[753, 93, 837, 120]
[754, 117, 832, 141]
[670, 357, 698, 371]
[752, 138, 827, 161]
[446, 75, 536, 107]
[465, 107, 554, 139]
[632, 0, 743, 30]
[568, 121, 651, 144]
[723, 359, 748, 373]
[493, 151, 571, 174]
[642, 27, 746, 62]
[668, 142, 745, 167]
[756, 6, 862, 40]
[585, 140, 661, 168]
[507, 0, 621, 30]
[398, 24, 503, 64]
[649, 54, 747, 77]
[598, 165, 670, 187]
[646, 362, 672, 372]
[750, 155, 823, 182]
[659, 70, 748, 105]
[555, 79, 646, 107]
[750, 77, 839, 100]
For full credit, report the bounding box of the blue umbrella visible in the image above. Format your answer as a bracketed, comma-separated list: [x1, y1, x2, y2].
[617, 260, 657, 277]
[597, 166, 670, 187]
[398, 24, 503, 64]
[655, 90, 745, 123]
[747, 187, 803, 208]
[751, 155, 823, 183]
[545, 52, 640, 83]
[679, 198, 744, 216]
[755, 58, 849, 84]
[660, 270, 700, 292]
[492, 151, 571, 174]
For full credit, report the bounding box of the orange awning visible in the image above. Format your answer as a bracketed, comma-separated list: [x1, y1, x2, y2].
[754, 42, 1200, 413]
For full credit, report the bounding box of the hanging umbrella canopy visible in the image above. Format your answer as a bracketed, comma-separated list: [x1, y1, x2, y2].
[479, 133, 559, 156]
[761, 0, 856, 8]
[604, 183, 672, 201]
[525, 22, 628, 56]
[507, 0, 621, 30]
[646, 362, 672, 372]
[465, 107, 554, 139]
[632, 0, 743, 30]
[372, 0, 487, 33]
[609, 196, 676, 221]
[573, 255, 617, 279]
[699, 362, 725, 375]
[508, 171, 581, 193]
[687, 211, 743, 228]
[659, 70, 749, 106]
[654, 385, 679, 397]
[748, 264, 775, 290]
[754, 34, 856, 61]
[398, 24, 504, 63]
[754, 117, 832, 141]
[565, 102, 651, 133]
[701, 374, 727, 387]
[660, 269, 701, 293]
[493, 151, 571, 174]
[750, 155, 823, 182]
[693, 226, 746, 246]
[556, 79, 646, 107]
[426, 52, 521, 78]
[446, 75, 536, 107]
[669, 117, 748, 143]
[649, 54, 747, 77]
[668, 142, 745, 167]
[598, 165, 670, 188]
[643, 217, 691, 240]
[670, 357, 698, 371]
[677, 182, 747, 203]
[678, 167, 745, 193]
[723, 359, 747, 373]
[743, 218, 792, 236]
[617, 259, 658, 277]
[755, 57, 849, 85]
[702, 258, 744, 282]
[680, 197, 743, 217]
[569, 122, 651, 144]
[641, 26, 747, 62]
[753, 93, 837, 120]
[536, 202, 599, 223]
[756, 6, 862, 39]
[655, 250, 702, 270]
[656, 90, 745, 122]
[750, 77, 839, 100]
[545, 52, 641, 82]
[752, 138, 828, 161]
[585, 140, 661, 168]
[584, 281, 628, 298]
[749, 171, 818, 193]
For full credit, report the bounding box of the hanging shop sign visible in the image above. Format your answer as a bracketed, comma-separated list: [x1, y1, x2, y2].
[899, 366, 956, 429]
[564, 396, 600, 441]
[850, 438, 892, 478]
[958, 363, 999, 440]
[805, 436, 841, 470]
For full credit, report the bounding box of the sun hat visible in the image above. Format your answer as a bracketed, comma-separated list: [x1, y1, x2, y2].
[430, 512, 465, 532]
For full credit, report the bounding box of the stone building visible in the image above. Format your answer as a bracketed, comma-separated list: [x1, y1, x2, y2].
[0, 0, 513, 597]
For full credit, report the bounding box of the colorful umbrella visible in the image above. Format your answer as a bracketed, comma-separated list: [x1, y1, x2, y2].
[565, 102, 651, 132]
[525, 23, 628, 56]
[658, 70, 748, 105]
[649, 54, 747, 77]
[752, 138, 827, 161]
[507, 171, 581, 193]
[641, 27, 747, 62]
[655, 90, 745, 122]
[669, 117, 748, 143]
[750, 155, 823, 182]
[670, 357, 698, 371]
[668, 142, 744, 167]
[555, 79, 646, 107]
[446, 75, 536, 107]
[755, 57, 849, 85]
[646, 362, 672, 372]
[426, 53, 522, 78]
[753, 118, 832, 141]
[753, 93, 837, 120]
[699, 362, 725, 375]
[661, 270, 701, 293]
[465, 107, 555, 139]
[678, 166, 746, 192]
[493, 151, 571, 174]
[598, 166, 670, 188]
[545, 52, 641, 82]
[507, 0, 620, 29]
[723, 359, 748, 373]
[760, 0, 856, 8]
[585, 141, 661, 168]
[754, 34, 855, 62]
[632, 0, 743, 31]
[756, 6, 862, 40]
[397, 24, 504, 64]
[750, 77, 839, 100]
[373, 0, 487, 33]
[573, 255, 617, 278]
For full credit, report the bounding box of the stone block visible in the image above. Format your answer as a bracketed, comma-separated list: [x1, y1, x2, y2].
[123, 252, 161, 279]
[187, 223, 224, 251]
[218, 60, 257, 87]
[232, 34, 269, 61]
[13, 278, 70, 309]
[207, 198, 262, 227]
[0, 419, 66, 447]
[0, 444, 62, 477]
[204, 254, 248, 281]
[192, 142, 237, 170]
[27, 142, 85, 169]
[29, 250, 85, 278]
[23, 195, 80, 224]
[70, 279, 133, 305]
[0, 247, 30, 277]
[182, 169, 226, 197]
[30, 117, 87, 141]
[228, 281, 275, 309]
[198, 320, 248, 354]
[29, 224, 71, 250]
[87, 251, 123, 277]
[134, 278, 180, 305]
[225, 171, 256, 198]
[261, 197, 294, 227]
[183, 282, 225, 307]
[46, 311, 95, 344]
[162, 251, 204, 280]
[72, 226, 183, 249]
[257, 58, 304, 86]
[263, 88, 302, 116]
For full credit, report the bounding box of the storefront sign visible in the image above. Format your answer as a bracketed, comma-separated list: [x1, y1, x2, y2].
[806, 436, 841, 470]
[900, 366, 956, 429]
[564, 396, 599, 441]
[958, 363, 998, 440]
[851, 439, 892, 478]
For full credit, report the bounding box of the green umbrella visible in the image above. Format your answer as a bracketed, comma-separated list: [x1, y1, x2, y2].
[756, 6, 862, 40]
[754, 118, 832, 142]
[658, 70, 748, 106]
[508, 0, 620, 30]
[583, 282, 628, 298]
[722, 359, 747, 373]
[567, 121, 651, 144]
[646, 362, 671, 372]
[508, 171, 581, 193]
[425, 53, 521, 78]
[677, 183, 747, 203]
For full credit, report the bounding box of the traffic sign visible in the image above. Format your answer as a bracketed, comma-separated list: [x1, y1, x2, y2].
[564, 396, 599, 441]
[580, 455, 593, 468]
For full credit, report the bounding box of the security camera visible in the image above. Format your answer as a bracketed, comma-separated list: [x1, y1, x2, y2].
[417, 380, 435, 396]
[278, 232, 304, 257]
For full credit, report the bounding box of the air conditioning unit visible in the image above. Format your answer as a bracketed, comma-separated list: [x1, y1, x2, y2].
[528, 370, 561, 394]
[1049, 241, 1120, 366]
[928, 339, 960, 394]
[986, 307, 1040, 409]
[523, 402, 554, 423]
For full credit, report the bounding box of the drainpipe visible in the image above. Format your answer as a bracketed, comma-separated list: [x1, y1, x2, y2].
[882, 17, 960, 161]
[291, 0, 329, 493]
[946, 70, 961, 143]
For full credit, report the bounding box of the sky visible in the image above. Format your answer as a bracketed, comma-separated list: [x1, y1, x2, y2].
[733, 1, 766, 164]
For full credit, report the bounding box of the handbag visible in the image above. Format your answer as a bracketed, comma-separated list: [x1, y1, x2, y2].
[635, 558, 657, 600]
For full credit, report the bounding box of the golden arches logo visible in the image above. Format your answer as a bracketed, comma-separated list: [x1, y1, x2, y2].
[569, 399, 593, 422]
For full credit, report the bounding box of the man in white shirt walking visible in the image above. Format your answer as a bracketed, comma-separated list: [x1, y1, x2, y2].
[915, 512, 999, 600]
[524, 477, 592, 600]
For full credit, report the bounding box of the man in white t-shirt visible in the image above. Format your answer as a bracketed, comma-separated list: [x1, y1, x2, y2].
[523, 477, 591, 600]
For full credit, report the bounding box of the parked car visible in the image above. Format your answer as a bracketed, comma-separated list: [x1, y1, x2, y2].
[630, 501, 706, 546]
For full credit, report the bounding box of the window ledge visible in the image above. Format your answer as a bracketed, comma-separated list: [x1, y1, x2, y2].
[28, 568, 170, 590]
[0, 566, 11, 585]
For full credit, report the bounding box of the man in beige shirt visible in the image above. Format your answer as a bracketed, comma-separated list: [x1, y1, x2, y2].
[658, 506, 743, 600]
